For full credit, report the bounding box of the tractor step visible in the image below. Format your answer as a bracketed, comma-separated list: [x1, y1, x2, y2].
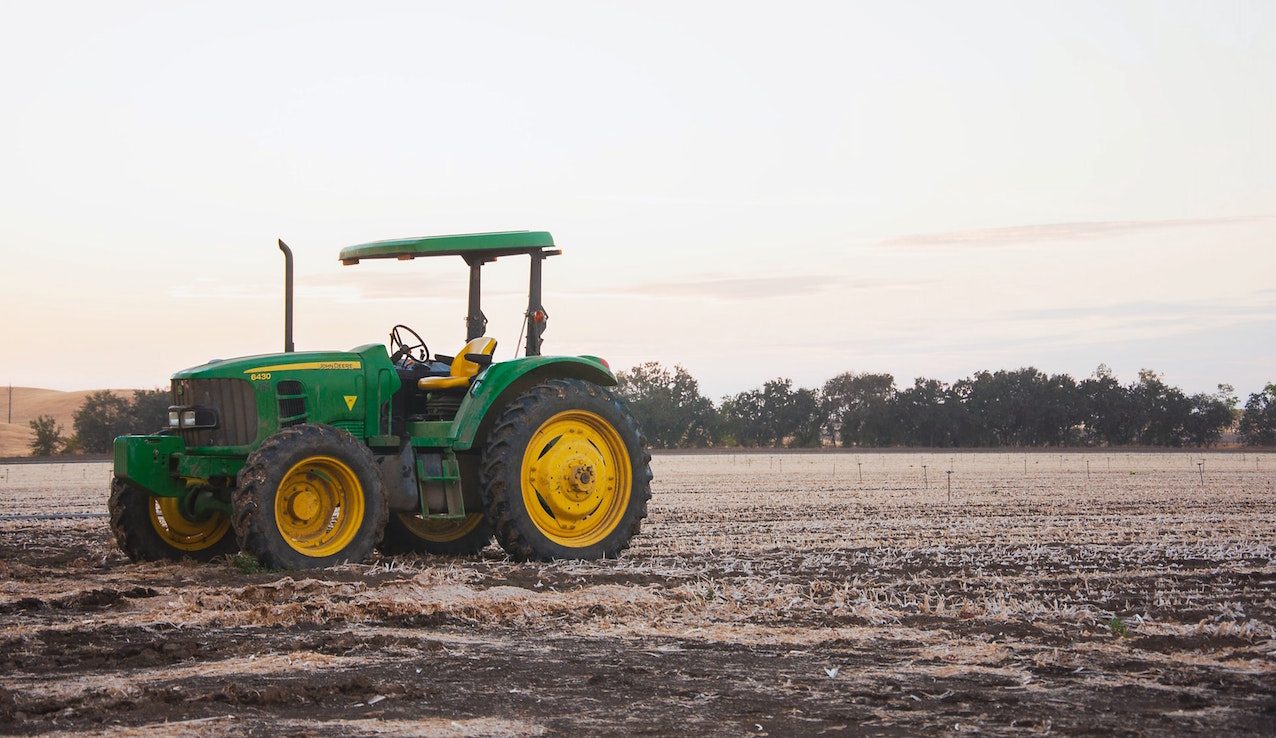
[415, 451, 465, 518]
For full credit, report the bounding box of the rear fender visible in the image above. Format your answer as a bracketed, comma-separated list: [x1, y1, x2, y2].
[451, 356, 616, 451]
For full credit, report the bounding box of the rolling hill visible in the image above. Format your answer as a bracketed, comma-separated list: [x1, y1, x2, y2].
[0, 387, 145, 458]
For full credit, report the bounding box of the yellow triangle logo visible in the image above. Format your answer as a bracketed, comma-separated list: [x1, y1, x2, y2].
[344, 395, 357, 411]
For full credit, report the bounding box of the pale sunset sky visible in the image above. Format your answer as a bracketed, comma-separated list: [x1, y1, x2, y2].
[2, 1, 1273, 400]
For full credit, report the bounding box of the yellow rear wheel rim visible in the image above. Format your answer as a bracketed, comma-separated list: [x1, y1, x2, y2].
[520, 410, 631, 548]
[275, 455, 365, 557]
[149, 497, 230, 552]
[396, 512, 484, 542]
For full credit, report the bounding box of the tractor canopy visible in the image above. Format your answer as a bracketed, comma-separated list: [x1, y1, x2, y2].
[340, 231, 561, 357]
[339, 230, 557, 264]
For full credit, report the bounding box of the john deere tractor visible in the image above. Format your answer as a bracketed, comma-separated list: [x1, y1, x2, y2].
[110, 231, 651, 569]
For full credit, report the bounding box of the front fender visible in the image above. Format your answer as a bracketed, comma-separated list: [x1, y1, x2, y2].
[451, 356, 616, 451]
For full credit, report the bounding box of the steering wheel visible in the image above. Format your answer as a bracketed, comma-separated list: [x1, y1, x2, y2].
[389, 324, 430, 365]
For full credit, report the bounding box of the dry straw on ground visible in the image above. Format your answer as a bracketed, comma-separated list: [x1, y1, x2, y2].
[1, 452, 1273, 735]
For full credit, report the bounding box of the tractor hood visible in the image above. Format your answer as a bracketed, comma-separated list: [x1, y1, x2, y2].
[172, 345, 395, 384]
[165, 344, 400, 454]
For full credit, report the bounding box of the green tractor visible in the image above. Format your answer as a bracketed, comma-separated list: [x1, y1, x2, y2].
[110, 231, 652, 569]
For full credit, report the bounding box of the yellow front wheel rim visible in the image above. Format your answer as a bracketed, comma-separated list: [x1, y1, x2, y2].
[521, 410, 631, 548]
[149, 498, 231, 552]
[275, 455, 365, 557]
[396, 512, 484, 543]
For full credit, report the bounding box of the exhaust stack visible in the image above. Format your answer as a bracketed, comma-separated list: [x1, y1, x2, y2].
[278, 239, 295, 353]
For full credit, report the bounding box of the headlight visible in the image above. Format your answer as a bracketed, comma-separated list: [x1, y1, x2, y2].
[167, 405, 219, 430]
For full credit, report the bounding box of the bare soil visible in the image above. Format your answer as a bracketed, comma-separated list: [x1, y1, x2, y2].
[1, 452, 1274, 736]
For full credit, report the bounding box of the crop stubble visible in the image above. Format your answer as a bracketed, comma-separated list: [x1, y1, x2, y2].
[0, 452, 1273, 736]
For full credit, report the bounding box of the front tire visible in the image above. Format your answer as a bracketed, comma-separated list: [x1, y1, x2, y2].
[233, 424, 388, 569]
[480, 379, 651, 561]
[109, 477, 237, 562]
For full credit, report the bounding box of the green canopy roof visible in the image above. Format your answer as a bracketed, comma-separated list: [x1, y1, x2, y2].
[340, 230, 556, 264]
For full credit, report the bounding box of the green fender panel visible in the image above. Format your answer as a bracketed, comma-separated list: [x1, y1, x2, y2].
[114, 435, 189, 498]
[451, 356, 616, 451]
[114, 436, 247, 498]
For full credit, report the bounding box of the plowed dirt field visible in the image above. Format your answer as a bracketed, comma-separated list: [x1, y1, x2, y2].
[2, 452, 1274, 736]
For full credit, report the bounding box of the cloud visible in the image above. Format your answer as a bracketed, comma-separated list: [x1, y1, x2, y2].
[786, 293, 1276, 367]
[1007, 292, 1276, 324]
[876, 216, 1271, 248]
[928, 294, 1276, 361]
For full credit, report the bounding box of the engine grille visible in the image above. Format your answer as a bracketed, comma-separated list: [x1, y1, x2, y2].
[276, 380, 307, 427]
[172, 378, 258, 447]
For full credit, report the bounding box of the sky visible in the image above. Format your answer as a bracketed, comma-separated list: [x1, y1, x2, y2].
[2, 1, 1274, 402]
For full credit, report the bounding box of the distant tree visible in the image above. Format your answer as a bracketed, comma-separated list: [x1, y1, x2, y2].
[60, 433, 83, 455]
[822, 372, 896, 447]
[757, 379, 795, 447]
[1038, 372, 1085, 446]
[72, 391, 132, 454]
[948, 375, 992, 446]
[715, 378, 822, 447]
[1132, 369, 1190, 446]
[719, 389, 766, 447]
[892, 378, 957, 447]
[768, 381, 821, 448]
[954, 368, 1079, 446]
[69, 388, 172, 454]
[28, 415, 65, 457]
[615, 363, 717, 448]
[1239, 383, 1276, 446]
[127, 389, 171, 434]
[611, 362, 1246, 449]
[1184, 384, 1237, 447]
[1079, 365, 1138, 445]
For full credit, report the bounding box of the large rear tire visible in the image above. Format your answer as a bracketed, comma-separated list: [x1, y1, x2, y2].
[109, 477, 237, 562]
[479, 379, 651, 561]
[378, 512, 493, 556]
[232, 424, 388, 569]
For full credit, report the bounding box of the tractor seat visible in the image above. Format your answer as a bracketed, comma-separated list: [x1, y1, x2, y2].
[418, 337, 497, 391]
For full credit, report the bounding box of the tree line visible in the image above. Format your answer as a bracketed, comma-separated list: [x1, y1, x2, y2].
[22, 367, 1276, 456]
[28, 390, 169, 456]
[615, 362, 1276, 449]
